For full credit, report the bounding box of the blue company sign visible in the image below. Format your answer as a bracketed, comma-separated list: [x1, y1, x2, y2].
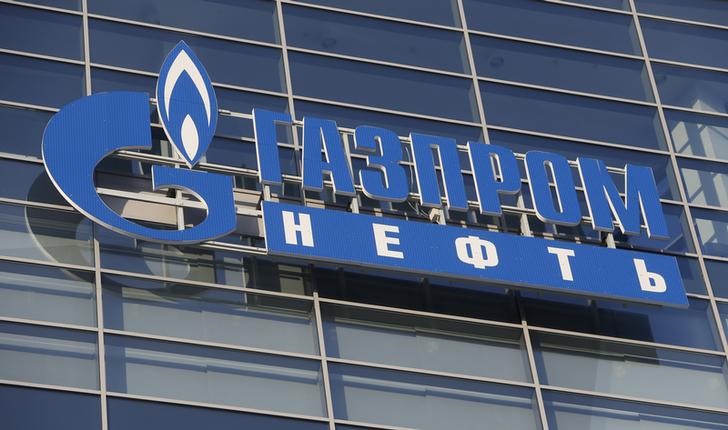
[41, 41, 687, 305]
[264, 202, 687, 307]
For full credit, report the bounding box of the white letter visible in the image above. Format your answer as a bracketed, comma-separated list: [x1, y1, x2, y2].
[634, 259, 667, 293]
[282, 211, 314, 247]
[372, 224, 404, 259]
[547, 247, 576, 281]
[455, 236, 499, 269]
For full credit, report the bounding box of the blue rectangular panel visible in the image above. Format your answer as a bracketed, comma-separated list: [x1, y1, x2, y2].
[263, 202, 688, 307]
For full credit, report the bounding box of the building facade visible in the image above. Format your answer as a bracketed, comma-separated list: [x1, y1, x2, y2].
[1, 0, 728, 429]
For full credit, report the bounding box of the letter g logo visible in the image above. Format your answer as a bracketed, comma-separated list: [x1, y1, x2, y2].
[42, 41, 236, 244]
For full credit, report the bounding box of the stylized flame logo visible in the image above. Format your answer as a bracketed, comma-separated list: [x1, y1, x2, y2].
[156, 41, 218, 167]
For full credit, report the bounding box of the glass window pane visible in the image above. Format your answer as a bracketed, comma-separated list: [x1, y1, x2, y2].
[289, 52, 478, 122]
[0, 203, 94, 267]
[569, 0, 630, 9]
[105, 335, 325, 416]
[294, 0, 460, 27]
[0, 106, 52, 158]
[102, 274, 318, 355]
[108, 397, 327, 430]
[284, 5, 468, 73]
[482, 83, 665, 149]
[635, 0, 728, 28]
[676, 256, 707, 295]
[97, 226, 243, 284]
[89, 19, 284, 92]
[692, 207, 728, 258]
[642, 18, 728, 70]
[544, 390, 728, 430]
[490, 130, 677, 198]
[322, 304, 530, 381]
[533, 332, 728, 408]
[0, 260, 95, 326]
[0, 159, 66, 205]
[0, 4, 83, 59]
[679, 158, 728, 208]
[295, 100, 483, 144]
[0, 53, 85, 108]
[654, 63, 728, 115]
[0, 321, 98, 389]
[22, 0, 80, 10]
[88, 0, 279, 43]
[463, 0, 639, 54]
[472, 36, 652, 101]
[329, 363, 540, 429]
[0, 385, 101, 430]
[666, 109, 728, 162]
[706, 259, 728, 299]
[523, 293, 720, 350]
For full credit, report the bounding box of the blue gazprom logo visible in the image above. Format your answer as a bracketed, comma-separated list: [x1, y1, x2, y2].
[43, 41, 235, 243]
[43, 40, 669, 245]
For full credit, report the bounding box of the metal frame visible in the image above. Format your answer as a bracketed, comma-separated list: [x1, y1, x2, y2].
[0, 0, 728, 428]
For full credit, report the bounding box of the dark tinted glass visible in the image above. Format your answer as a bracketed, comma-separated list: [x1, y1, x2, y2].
[0, 4, 83, 59]
[108, 397, 327, 430]
[635, 0, 728, 28]
[642, 18, 728, 70]
[0, 53, 85, 107]
[0, 385, 100, 430]
[570, 0, 630, 9]
[0, 159, 66, 205]
[289, 52, 478, 122]
[284, 4, 467, 73]
[472, 36, 651, 101]
[89, 0, 279, 42]
[89, 19, 284, 92]
[20, 0, 80, 10]
[482, 83, 664, 148]
[676, 256, 707, 295]
[706, 259, 728, 298]
[463, 0, 639, 54]
[613, 204, 695, 254]
[0, 106, 52, 158]
[295, 0, 461, 27]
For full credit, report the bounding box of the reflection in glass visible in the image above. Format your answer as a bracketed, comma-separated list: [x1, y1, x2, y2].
[322, 304, 530, 381]
[0, 260, 95, 326]
[329, 363, 539, 429]
[642, 17, 728, 70]
[0, 158, 65, 205]
[102, 274, 318, 354]
[679, 158, 728, 208]
[0, 321, 98, 389]
[635, 0, 728, 28]
[613, 204, 695, 254]
[692, 208, 728, 258]
[653, 63, 728, 115]
[666, 109, 728, 162]
[0, 203, 93, 267]
[533, 332, 728, 408]
[0, 385, 101, 430]
[544, 390, 728, 430]
[105, 335, 325, 416]
[0, 106, 53, 158]
[706, 259, 728, 299]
